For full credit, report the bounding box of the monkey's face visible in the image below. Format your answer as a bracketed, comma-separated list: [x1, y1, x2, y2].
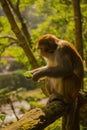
[38, 44, 49, 57]
[37, 36, 58, 58]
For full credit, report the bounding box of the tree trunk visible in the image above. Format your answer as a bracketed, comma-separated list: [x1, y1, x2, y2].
[0, 0, 39, 68]
[72, 0, 83, 58]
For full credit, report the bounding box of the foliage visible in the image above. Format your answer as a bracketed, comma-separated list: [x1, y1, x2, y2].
[0, 1, 87, 129]
[32, 0, 74, 40]
[81, 3, 87, 60]
[31, 0, 87, 61]
[0, 16, 12, 34]
[4, 46, 29, 68]
[23, 70, 33, 78]
[45, 119, 62, 130]
[11, 0, 37, 10]
[0, 114, 6, 122]
[0, 0, 87, 65]
[0, 114, 6, 128]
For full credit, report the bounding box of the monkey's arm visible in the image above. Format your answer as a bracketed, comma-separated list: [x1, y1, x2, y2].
[29, 66, 47, 74]
[32, 55, 73, 81]
[32, 66, 73, 81]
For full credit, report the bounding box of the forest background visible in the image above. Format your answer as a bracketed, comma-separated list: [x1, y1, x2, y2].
[0, 0, 87, 68]
[0, 0, 87, 130]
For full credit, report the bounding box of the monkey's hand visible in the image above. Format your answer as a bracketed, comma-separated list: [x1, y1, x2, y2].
[32, 71, 41, 81]
[24, 68, 42, 79]
[32, 69, 46, 81]
[32, 67, 47, 81]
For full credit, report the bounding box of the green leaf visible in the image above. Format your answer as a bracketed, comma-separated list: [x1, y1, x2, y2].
[23, 71, 33, 78]
[0, 114, 6, 121]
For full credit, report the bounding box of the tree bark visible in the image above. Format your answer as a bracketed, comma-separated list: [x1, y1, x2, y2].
[0, 0, 39, 68]
[72, 0, 83, 58]
[7, 0, 33, 46]
[1, 92, 87, 130]
[1, 100, 68, 130]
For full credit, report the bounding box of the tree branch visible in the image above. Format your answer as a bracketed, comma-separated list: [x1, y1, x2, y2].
[0, 35, 18, 42]
[16, 0, 20, 10]
[72, 0, 83, 58]
[0, 0, 39, 68]
[0, 42, 16, 55]
[1, 91, 87, 130]
[1, 100, 68, 130]
[7, 0, 33, 46]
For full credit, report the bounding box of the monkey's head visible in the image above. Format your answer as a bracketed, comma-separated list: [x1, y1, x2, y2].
[37, 34, 58, 58]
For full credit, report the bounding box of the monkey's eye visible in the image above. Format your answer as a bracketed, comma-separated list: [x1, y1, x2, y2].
[45, 48, 54, 53]
[40, 48, 44, 51]
[44, 48, 49, 52]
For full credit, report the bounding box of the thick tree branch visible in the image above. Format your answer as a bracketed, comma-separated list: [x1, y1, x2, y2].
[1, 91, 87, 130]
[1, 100, 68, 130]
[0, 0, 39, 68]
[8, 0, 33, 46]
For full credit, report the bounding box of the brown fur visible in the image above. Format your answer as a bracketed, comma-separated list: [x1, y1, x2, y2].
[32, 34, 83, 102]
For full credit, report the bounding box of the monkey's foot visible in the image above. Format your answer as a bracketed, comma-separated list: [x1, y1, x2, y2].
[47, 94, 68, 105]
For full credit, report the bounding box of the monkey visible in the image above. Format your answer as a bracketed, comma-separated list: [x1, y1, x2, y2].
[29, 34, 83, 130]
[30, 34, 83, 103]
